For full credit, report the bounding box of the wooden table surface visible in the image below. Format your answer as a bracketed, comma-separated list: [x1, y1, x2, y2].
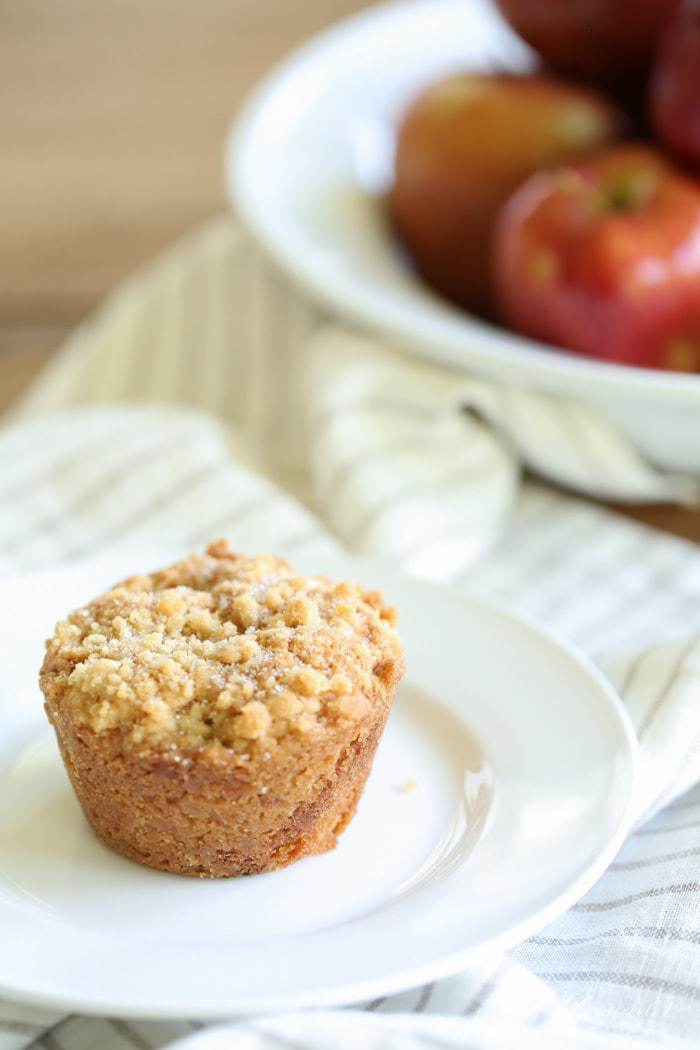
[3, 0, 699, 543]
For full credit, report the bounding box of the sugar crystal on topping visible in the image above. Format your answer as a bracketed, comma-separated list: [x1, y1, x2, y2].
[41, 540, 403, 755]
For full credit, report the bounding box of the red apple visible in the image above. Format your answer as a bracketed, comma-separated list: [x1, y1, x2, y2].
[494, 0, 676, 81]
[651, 0, 700, 167]
[390, 73, 623, 314]
[492, 145, 700, 371]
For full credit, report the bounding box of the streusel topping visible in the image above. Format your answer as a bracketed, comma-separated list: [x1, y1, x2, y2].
[41, 541, 403, 754]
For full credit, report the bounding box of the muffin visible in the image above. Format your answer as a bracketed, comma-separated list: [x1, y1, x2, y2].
[40, 540, 405, 877]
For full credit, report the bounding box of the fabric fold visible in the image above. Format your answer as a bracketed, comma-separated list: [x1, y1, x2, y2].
[4, 219, 700, 1049]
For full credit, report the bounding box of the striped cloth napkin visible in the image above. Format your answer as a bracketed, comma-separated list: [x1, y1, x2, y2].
[3, 218, 700, 1049]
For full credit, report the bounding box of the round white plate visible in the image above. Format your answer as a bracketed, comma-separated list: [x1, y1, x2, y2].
[227, 0, 700, 472]
[0, 549, 636, 1018]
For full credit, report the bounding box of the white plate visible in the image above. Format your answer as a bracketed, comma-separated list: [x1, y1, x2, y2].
[0, 549, 636, 1018]
[227, 0, 700, 473]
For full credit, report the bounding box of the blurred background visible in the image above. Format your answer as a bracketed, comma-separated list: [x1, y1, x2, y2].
[1, 0, 370, 412]
[4, 0, 700, 542]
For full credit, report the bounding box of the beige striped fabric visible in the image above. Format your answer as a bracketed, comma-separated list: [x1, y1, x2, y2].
[3, 219, 700, 1049]
[13, 219, 699, 526]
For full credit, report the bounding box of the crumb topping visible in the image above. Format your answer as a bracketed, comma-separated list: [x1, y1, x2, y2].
[41, 541, 403, 754]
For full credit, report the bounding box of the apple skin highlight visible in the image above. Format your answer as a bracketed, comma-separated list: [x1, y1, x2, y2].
[492, 145, 700, 372]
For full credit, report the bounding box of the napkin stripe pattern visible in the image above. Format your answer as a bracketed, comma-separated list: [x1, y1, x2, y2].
[3, 218, 700, 1049]
[0, 408, 335, 576]
[13, 219, 699, 513]
[3, 406, 700, 1049]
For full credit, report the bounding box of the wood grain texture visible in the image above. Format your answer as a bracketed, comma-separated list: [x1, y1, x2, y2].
[0, 327, 67, 415]
[606, 502, 700, 544]
[1, 0, 698, 542]
[0, 0, 369, 320]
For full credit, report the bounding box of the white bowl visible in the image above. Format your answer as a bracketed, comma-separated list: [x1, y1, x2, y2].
[227, 0, 700, 475]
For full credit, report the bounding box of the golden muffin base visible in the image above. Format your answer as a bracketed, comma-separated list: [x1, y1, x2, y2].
[48, 695, 392, 877]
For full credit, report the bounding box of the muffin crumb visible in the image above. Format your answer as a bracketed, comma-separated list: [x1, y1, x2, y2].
[41, 539, 404, 756]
